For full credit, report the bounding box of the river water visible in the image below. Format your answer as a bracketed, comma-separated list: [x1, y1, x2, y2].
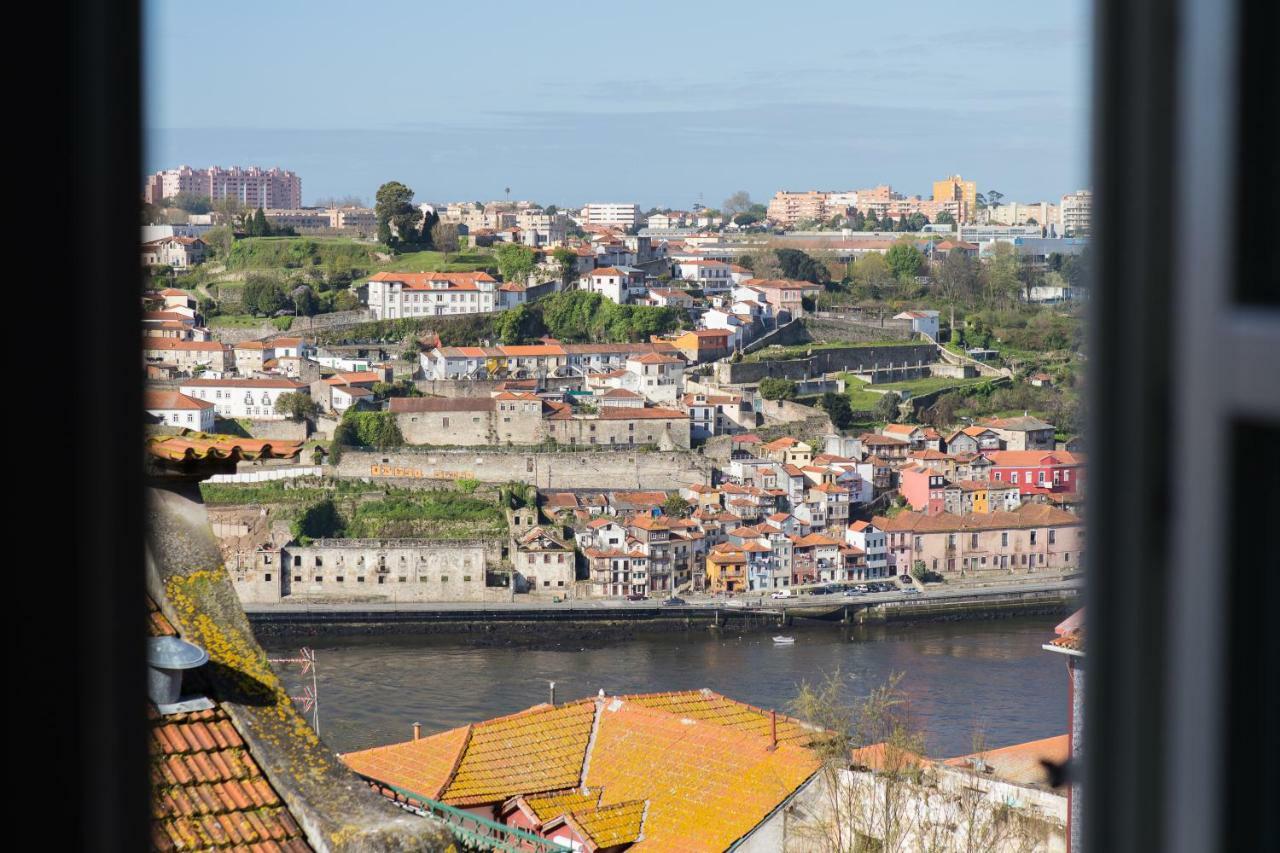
[262, 616, 1067, 759]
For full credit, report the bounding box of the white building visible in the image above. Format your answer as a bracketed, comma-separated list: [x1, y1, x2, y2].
[364, 271, 503, 320]
[579, 266, 646, 304]
[673, 259, 733, 293]
[582, 202, 641, 229]
[894, 310, 940, 339]
[144, 389, 216, 432]
[846, 520, 889, 578]
[178, 378, 309, 420]
[1059, 190, 1092, 236]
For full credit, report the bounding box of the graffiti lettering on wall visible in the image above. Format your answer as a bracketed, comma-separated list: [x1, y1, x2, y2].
[369, 464, 474, 480]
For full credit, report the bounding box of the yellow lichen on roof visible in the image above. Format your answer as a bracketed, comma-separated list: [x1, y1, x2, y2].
[342, 725, 472, 801]
[440, 700, 598, 806]
[568, 799, 648, 848]
[585, 702, 820, 852]
[522, 788, 600, 823]
[622, 690, 815, 746]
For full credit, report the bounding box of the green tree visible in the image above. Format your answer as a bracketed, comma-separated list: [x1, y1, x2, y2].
[820, 392, 855, 430]
[662, 494, 691, 518]
[418, 208, 440, 245]
[849, 254, 895, 299]
[494, 242, 537, 285]
[983, 242, 1021, 307]
[551, 246, 577, 283]
[334, 290, 361, 311]
[274, 391, 320, 421]
[885, 242, 924, 280]
[374, 181, 422, 245]
[758, 377, 798, 401]
[935, 211, 956, 225]
[775, 248, 830, 284]
[292, 498, 343, 542]
[203, 225, 234, 258]
[242, 274, 286, 316]
[172, 192, 213, 214]
[733, 212, 763, 226]
[875, 391, 902, 422]
[494, 303, 543, 344]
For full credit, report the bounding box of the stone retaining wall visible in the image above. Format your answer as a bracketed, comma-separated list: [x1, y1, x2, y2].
[717, 343, 937, 385]
[334, 448, 713, 490]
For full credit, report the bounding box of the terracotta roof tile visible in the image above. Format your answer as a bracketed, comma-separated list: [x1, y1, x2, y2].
[148, 601, 312, 851]
[345, 691, 821, 851]
[146, 431, 304, 465]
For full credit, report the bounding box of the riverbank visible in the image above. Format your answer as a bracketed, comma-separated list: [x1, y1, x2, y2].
[262, 616, 1070, 758]
[248, 585, 1079, 644]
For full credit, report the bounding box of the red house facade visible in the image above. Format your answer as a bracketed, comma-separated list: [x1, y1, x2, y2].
[985, 450, 1085, 496]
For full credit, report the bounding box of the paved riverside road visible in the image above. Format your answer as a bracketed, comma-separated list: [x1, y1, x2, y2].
[241, 577, 1081, 615]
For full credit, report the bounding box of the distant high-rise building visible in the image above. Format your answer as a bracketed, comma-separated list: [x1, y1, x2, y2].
[766, 190, 843, 227]
[1059, 190, 1092, 236]
[932, 175, 978, 223]
[143, 165, 302, 209]
[582, 203, 641, 228]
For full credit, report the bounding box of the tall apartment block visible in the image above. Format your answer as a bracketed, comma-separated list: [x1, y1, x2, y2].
[143, 165, 302, 209]
[582, 203, 641, 228]
[1059, 190, 1092, 236]
[932, 175, 978, 223]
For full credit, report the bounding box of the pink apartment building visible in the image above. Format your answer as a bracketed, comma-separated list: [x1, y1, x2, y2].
[143, 165, 302, 208]
[876, 503, 1085, 576]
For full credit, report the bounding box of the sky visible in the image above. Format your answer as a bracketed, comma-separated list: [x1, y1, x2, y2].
[144, 0, 1091, 210]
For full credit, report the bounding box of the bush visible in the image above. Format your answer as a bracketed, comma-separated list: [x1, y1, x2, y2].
[337, 410, 404, 450]
[759, 377, 798, 401]
[292, 498, 343, 542]
[875, 391, 903, 422]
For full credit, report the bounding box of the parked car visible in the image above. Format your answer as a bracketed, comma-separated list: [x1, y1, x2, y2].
[899, 574, 914, 584]
[661, 597, 687, 606]
[771, 590, 793, 599]
[854, 584, 870, 593]
[901, 587, 922, 596]
[626, 592, 647, 601]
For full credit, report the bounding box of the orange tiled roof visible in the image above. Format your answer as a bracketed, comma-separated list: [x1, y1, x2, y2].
[150, 706, 312, 852]
[583, 700, 819, 852]
[148, 600, 312, 852]
[144, 390, 215, 411]
[521, 790, 647, 849]
[942, 734, 1070, 788]
[621, 689, 815, 746]
[345, 691, 821, 851]
[347, 701, 599, 808]
[341, 725, 472, 802]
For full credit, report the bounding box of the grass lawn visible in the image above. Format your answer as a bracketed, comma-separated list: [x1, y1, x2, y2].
[374, 250, 494, 274]
[872, 376, 986, 397]
[207, 314, 268, 328]
[743, 339, 912, 363]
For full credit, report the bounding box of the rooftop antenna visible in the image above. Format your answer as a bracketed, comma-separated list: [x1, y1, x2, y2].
[268, 647, 320, 735]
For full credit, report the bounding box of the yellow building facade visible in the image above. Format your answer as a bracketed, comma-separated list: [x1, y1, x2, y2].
[932, 175, 978, 222]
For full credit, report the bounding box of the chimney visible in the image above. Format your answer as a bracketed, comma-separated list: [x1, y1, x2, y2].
[549, 681, 557, 706]
[769, 710, 778, 750]
[146, 636, 209, 712]
[413, 722, 422, 741]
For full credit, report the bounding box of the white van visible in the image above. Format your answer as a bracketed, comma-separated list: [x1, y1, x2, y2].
[770, 589, 793, 599]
